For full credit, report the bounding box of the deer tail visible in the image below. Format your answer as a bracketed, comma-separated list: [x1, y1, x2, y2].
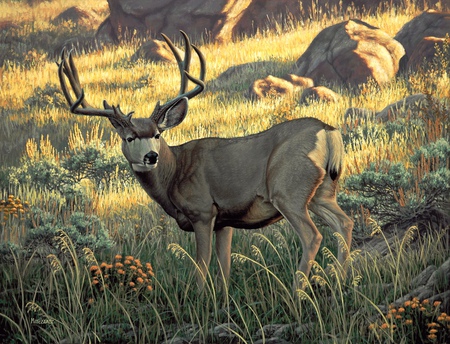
[326, 129, 344, 181]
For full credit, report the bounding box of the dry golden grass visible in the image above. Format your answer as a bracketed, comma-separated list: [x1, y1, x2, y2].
[1, 2, 446, 218]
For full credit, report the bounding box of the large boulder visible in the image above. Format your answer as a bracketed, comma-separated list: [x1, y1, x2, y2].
[130, 38, 183, 63]
[406, 36, 448, 70]
[248, 74, 313, 100]
[94, 1, 450, 45]
[293, 19, 405, 88]
[299, 86, 340, 104]
[394, 10, 450, 71]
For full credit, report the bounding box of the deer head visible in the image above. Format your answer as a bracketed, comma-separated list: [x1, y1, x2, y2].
[57, 31, 205, 172]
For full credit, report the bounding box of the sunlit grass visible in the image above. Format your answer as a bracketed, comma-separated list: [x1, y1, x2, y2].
[1, 1, 449, 342]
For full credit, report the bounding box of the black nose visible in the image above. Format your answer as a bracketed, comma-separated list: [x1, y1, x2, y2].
[144, 151, 158, 165]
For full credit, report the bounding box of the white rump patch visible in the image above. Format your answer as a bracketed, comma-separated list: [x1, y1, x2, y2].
[307, 129, 328, 172]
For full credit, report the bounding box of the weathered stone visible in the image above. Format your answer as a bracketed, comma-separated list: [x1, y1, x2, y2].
[426, 257, 450, 289]
[213, 322, 241, 338]
[294, 19, 404, 88]
[406, 36, 448, 70]
[283, 74, 314, 88]
[249, 75, 295, 99]
[375, 93, 429, 122]
[410, 265, 437, 288]
[52, 6, 98, 27]
[394, 10, 450, 71]
[299, 86, 340, 104]
[130, 38, 183, 63]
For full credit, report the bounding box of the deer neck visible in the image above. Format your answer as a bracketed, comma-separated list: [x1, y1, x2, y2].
[131, 140, 178, 217]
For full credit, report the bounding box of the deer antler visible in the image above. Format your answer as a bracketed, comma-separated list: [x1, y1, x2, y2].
[57, 49, 133, 128]
[151, 31, 206, 123]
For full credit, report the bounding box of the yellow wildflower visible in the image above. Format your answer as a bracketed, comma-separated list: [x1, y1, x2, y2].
[124, 259, 131, 265]
[428, 334, 437, 341]
[129, 281, 135, 287]
[136, 277, 144, 284]
[404, 319, 413, 325]
[381, 323, 389, 329]
[115, 262, 123, 269]
[125, 255, 134, 261]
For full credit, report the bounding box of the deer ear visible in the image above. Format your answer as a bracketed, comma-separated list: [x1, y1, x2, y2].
[157, 97, 188, 131]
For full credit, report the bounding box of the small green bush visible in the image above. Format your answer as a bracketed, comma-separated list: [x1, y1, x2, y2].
[339, 139, 450, 229]
[23, 207, 113, 257]
[23, 84, 67, 110]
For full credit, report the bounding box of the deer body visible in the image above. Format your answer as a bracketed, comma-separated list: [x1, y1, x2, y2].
[58, 31, 353, 290]
[136, 118, 333, 232]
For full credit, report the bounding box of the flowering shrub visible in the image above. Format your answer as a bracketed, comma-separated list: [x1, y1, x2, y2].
[90, 254, 154, 300]
[369, 298, 450, 343]
[0, 195, 29, 223]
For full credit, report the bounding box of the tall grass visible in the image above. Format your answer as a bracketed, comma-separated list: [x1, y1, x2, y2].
[1, 1, 449, 343]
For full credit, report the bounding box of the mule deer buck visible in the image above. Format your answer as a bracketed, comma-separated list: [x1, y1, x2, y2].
[57, 31, 353, 290]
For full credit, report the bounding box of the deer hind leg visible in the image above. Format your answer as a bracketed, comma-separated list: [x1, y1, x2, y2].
[309, 176, 354, 269]
[268, 159, 325, 289]
[215, 226, 233, 288]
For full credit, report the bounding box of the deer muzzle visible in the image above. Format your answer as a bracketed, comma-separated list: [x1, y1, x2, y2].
[144, 151, 159, 165]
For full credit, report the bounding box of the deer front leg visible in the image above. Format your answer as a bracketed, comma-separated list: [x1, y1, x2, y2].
[193, 218, 215, 290]
[215, 226, 233, 288]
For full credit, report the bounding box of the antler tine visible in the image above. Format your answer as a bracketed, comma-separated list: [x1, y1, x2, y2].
[183, 43, 205, 99]
[57, 49, 134, 128]
[161, 31, 192, 96]
[159, 31, 205, 103]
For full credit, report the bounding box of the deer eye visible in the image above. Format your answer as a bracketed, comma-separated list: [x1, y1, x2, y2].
[154, 133, 161, 140]
[126, 137, 135, 143]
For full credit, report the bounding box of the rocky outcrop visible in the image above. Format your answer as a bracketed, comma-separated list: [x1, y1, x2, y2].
[51, 6, 103, 28]
[130, 38, 183, 63]
[248, 74, 313, 100]
[394, 10, 450, 71]
[406, 36, 448, 70]
[294, 19, 405, 88]
[299, 86, 340, 104]
[95, 1, 449, 45]
[94, 0, 318, 44]
[375, 94, 430, 122]
[343, 94, 447, 122]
